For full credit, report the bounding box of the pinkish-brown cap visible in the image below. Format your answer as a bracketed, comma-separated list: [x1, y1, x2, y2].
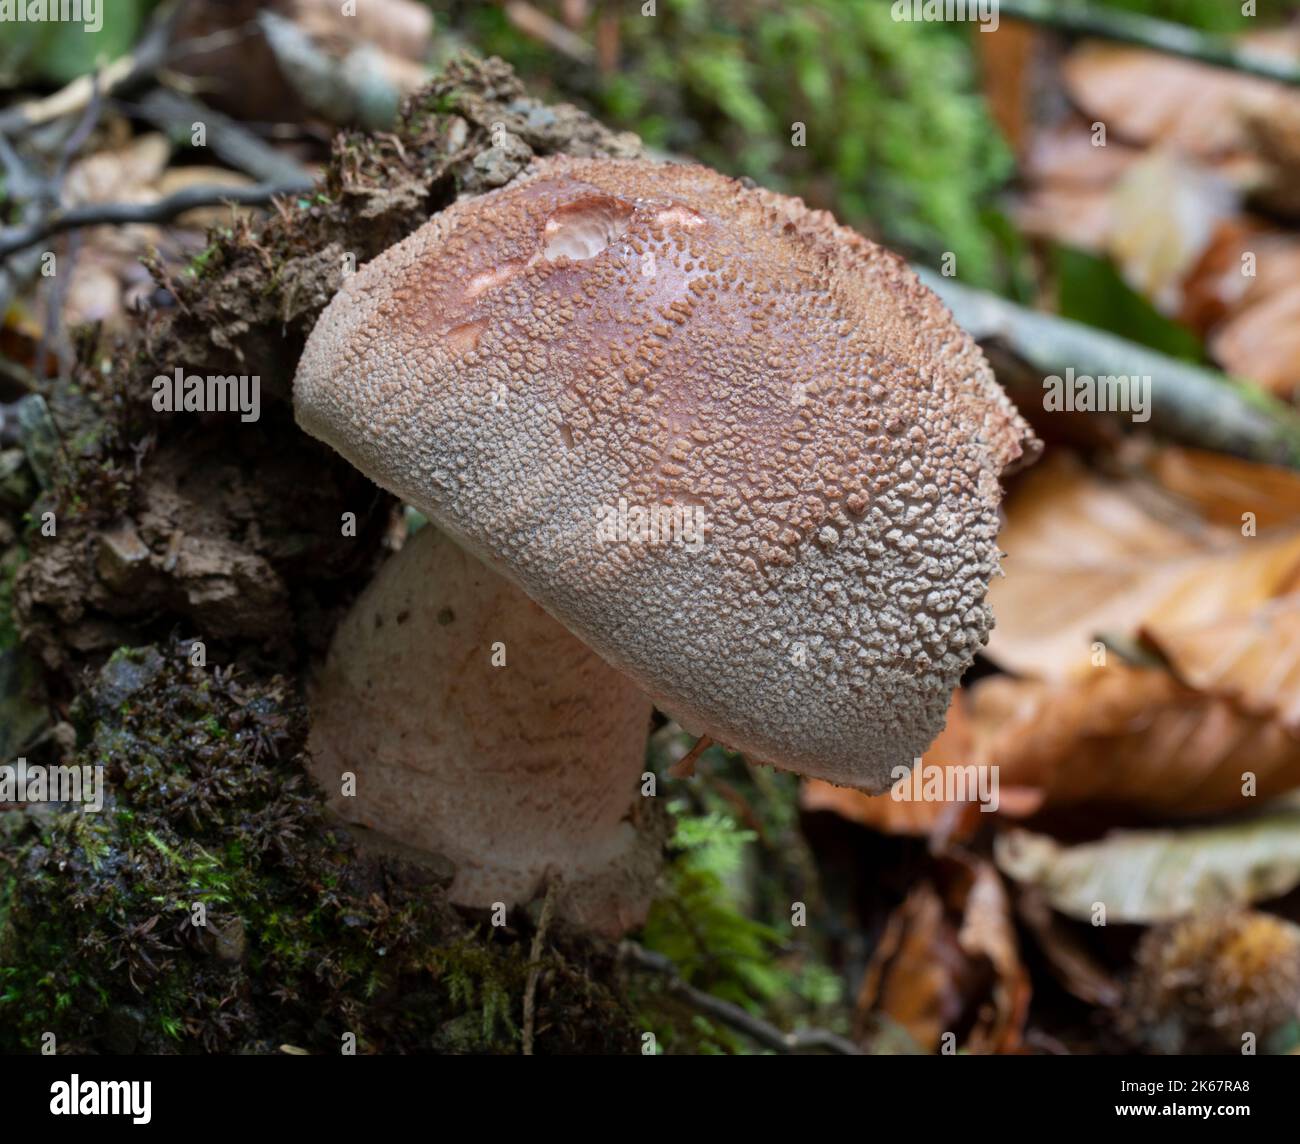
[295, 156, 1037, 791]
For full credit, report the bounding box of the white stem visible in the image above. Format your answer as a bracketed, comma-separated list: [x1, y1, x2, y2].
[308, 525, 662, 935]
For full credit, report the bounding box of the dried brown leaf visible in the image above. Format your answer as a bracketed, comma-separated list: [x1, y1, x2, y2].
[970, 664, 1300, 818]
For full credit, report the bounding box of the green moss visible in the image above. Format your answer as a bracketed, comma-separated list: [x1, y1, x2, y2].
[627, 730, 849, 1054]
[405, 88, 459, 126]
[183, 241, 222, 280]
[465, 0, 1017, 288]
[0, 646, 638, 1054]
[431, 937, 522, 1050]
[634, 804, 786, 1053]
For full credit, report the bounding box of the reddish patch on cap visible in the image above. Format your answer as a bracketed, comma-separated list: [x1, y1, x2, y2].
[446, 319, 487, 353]
[543, 196, 635, 261]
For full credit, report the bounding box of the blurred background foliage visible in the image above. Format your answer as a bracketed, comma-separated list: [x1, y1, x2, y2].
[456, 0, 1021, 289]
[446, 0, 1264, 295]
[1099, 0, 1260, 32]
[0, 0, 147, 85]
[1, 0, 1269, 297]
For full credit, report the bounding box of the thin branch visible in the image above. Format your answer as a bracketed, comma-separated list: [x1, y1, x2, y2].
[0, 132, 53, 315]
[51, 70, 106, 189]
[505, 1, 596, 65]
[521, 874, 559, 1057]
[0, 179, 315, 260]
[136, 88, 312, 186]
[1000, 0, 1300, 86]
[35, 229, 80, 378]
[669, 734, 713, 779]
[619, 941, 863, 1055]
[35, 75, 105, 375]
[0, 132, 42, 199]
[916, 267, 1300, 469]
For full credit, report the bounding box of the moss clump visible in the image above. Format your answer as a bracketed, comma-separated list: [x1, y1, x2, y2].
[0, 543, 25, 651]
[629, 785, 846, 1055]
[0, 645, 639, 1054]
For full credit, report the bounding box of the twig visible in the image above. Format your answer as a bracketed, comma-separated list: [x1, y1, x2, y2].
[35, 229, 79, 379]
[136, 88, 312, 186]
[0, 179, 315, 260]
[1000, 0, 1300, 86]
[51, 70, 106, 189]
[160, 19, 263, 72]
[916, 267, 1300, 469]
[620, 941, 863, 1055]
[0, 54, 138, 138]
[0, 132, 44, 200]
[35, 74, 105, 376]
[505, 1, 596, 65]
[521, 874, 559, 1056]
[0, 135, 52, 317]
[668, 734, 712, 779]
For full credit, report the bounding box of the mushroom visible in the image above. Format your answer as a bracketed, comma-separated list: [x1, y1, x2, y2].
[308, 523, 661, 935]
[295, 156, 1038, 933]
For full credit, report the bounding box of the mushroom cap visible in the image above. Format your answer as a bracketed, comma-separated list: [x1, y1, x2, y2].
[295, 156, 1037, 791]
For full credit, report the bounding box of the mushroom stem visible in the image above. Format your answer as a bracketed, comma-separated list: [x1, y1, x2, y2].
[308, 525, 661, 935]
